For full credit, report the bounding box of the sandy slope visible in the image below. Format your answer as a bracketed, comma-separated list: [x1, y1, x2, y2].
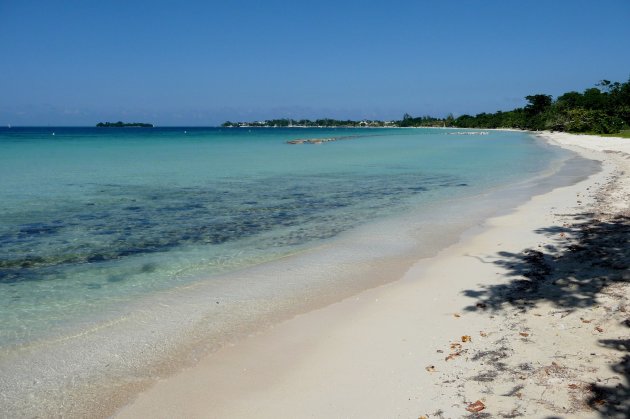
[116, 132, 629, 419]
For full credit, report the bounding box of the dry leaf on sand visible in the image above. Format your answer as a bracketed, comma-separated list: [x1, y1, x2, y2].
[445, 352, 462, 362]
[466, 400, 485, 413]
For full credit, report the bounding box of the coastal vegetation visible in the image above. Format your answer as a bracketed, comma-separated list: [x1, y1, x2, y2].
[223, 77, 630, 135]
[96, 121, 153, 128]
[602, 129, 630, 138]
[450, 78, 630, 134]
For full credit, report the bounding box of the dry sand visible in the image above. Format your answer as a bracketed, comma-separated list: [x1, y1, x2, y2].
[116, 132, 629, 419]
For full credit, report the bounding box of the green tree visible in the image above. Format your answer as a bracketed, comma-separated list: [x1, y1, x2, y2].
[524, 94, 553, 116]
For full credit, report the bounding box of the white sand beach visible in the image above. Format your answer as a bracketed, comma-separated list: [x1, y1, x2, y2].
[116, 132, 629, 418]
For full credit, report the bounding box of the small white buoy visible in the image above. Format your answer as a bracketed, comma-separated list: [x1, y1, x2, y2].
[52, 132, 55, 136]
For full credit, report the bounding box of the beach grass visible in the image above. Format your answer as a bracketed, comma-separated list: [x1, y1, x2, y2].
[602, 129, 630, 138]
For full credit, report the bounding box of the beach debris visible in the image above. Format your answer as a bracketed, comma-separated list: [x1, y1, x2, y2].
[465, 400, 486, 413]
[475, 302, 487, 309]
[453, 313, 461, 318]
[580, 317, 592, 323]
[519, 332, 529, 337]
[445, 352, 462, 362]
[479, 331, 488, 337]
[594, 326, 604, 333]
[543, 361, 565, 376]
[461, 335, 472, 343]
[450, 342, 462, 350]
[425, 365, 437, 373]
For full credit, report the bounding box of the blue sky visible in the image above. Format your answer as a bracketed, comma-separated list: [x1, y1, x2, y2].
[1, 0, 629, 126]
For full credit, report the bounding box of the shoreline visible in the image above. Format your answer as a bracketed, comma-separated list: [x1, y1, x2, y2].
[116, 134, 630, 418]
[115, 131, 629, 418]
[1, 130, 624, 418]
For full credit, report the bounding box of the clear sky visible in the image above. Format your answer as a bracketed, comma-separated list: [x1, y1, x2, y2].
[1, 0, 629, 126]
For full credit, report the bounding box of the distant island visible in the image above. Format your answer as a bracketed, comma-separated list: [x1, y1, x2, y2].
[96, 121, 153, 128]
[222, 77, 630, 136]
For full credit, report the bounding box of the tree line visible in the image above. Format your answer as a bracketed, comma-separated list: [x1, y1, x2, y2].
[221, 118, 392, 128]
[96, 121, 153, 128]
[441, 77, 630, 134]
[222, 77, 629, 134]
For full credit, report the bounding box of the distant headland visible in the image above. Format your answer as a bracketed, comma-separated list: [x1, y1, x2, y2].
[221, 77, 630, 136]
[221, 118, 397, 128]
[96, 121, 153, 128]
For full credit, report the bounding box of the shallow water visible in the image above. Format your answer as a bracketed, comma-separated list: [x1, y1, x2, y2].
[0, 127, 589, 416]
[0, 127, 558, 349]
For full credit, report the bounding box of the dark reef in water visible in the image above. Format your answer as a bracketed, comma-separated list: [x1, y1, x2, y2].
[0, 173, 469, 284]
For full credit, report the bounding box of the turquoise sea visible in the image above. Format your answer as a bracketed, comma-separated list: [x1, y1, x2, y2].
[0, 127, 596, 416]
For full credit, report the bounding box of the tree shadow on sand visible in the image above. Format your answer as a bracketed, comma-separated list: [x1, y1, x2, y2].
[462, 213, 629, 418]
[588, 339, 630, 418]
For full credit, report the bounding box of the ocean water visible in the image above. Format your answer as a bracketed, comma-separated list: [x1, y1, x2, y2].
[0, 127, 591, 415]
